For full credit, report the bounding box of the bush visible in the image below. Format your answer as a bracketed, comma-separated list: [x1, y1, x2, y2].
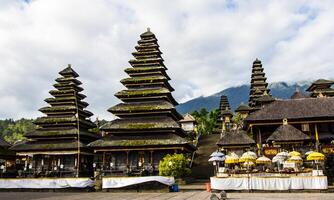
[159, 153, 191, 178]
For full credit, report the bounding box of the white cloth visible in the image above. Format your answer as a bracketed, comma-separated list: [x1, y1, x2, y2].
[0, 178, 94, 189]
[211, 176, 327, 190]
[102, 176, 175, 189]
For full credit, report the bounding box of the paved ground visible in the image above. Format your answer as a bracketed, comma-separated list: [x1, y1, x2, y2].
[1, 192, 334, 200]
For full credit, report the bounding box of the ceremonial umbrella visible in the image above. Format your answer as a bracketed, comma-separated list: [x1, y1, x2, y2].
[256, 156, 272, 164]
[225, 154, 240, 164]
[243, 161, 255, 168]
[277, 151, 289, 157]
[208, 156, 225, 162]
[305, 151, 314, 156]
[287, 155, 303, 163]
[307, 152, 325, 171]
[242, 151, 257, 158]
[272, 155, 286, 163]
[210, 151, 225, 157]
[307, 152, 325, 161]
[239, 154, 256, 163]
[288, 151, 301, 157]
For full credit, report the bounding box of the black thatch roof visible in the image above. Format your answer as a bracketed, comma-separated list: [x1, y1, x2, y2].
[245, 97, 334, 123]
[216, 130, 255, 146]
[88, 134, 195, 150]
[59, 65, 79, 77]
[266, 124, 310, 142]
[101, 116, 180, 130]
[306, 79, 334, 91]
[235, 103, 251, 112]
[0, 137, 10, 148]
[11, 140, 86, 151]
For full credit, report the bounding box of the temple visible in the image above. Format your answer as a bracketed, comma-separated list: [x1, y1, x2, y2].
[248, 59, 273, 110]
[306, 79, 334, 97]
[11, 65, 98, 177]
[0, 136, 15, 177]
[214, 95, 231, 134]
[89, 29, 195, 176]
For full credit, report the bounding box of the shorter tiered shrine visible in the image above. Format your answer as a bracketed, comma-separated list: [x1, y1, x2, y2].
[11, 65, 98, 177]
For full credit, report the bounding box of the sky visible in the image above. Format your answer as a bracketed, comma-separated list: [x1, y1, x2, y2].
[0, 0, 334, 120]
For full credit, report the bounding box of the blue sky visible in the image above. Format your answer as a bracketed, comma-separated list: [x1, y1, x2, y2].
[0, 0, 334, 119]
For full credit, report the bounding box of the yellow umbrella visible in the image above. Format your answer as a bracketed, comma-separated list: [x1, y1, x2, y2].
[256, 156, 272, 164]
[287, 155, 303, 163]
[243, 161, 255, 167]
[225, 154, 239, 164]
[288, 151, 301, 157]
[307, 152, 325, 161]
[239, 155, 256, 163]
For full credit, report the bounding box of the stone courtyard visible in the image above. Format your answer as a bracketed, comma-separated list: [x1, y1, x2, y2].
[1, 192, 334, 200]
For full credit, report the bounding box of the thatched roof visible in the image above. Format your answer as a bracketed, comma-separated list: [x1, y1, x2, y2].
[59, 65, 79, 77]
[180, 113, 196, 122]
[101, 116, 180, 130]
[88, 134, 194, 150]
[11, 140, 86, 151]
[216, 130, 255, 147]
[306, 79, 334, 91]
[290, 91, 309, 99]
[235, 103, 251, 112]
[245, 97, 334, 123]
[266, 124, 310, 143]
[0, 137, 10, 148]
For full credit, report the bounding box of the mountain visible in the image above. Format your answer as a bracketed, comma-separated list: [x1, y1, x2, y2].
[176, 81, 311, 114]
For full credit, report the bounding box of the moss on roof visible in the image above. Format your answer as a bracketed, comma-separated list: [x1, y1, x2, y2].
[109, 101, 173, 113]
[101, 117, 180, 130]
[121, 76, 166, 84]
[115, 88, 170, 97]
[88, 137, 189, 147]
[124, 66, 164, 73]
[11, 141, 86, 151]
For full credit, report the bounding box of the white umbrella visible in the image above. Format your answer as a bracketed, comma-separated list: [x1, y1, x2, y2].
[277, 151, 289, 157]
[242, 151, 257, 158]
[305, 151, 314, 156]
[208, 156, 225, 162]
[272, 155, 286, 163]
[210, 151, 225, 157]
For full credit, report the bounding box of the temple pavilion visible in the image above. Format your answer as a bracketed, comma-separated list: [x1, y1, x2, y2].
[214, 95, 231, 134]
[11, 65, 98, 177]
[88, 29, 195, 176]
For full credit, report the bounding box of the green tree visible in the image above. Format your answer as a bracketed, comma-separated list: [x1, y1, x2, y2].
[191, 108, 219, 135]
[0, 118, 35, 144]
[159, 153, 191, 178]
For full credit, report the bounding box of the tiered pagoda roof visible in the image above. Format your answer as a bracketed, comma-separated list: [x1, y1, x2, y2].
[214, 95, 231, 134]
[89, 29, 195, 152]
[11, 65, 98, 153]
[248, 59, 273, 109]
[306, 79, 334, 97]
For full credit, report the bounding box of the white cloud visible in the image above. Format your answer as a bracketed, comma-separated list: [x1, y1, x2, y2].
[0, 0, 333, 119]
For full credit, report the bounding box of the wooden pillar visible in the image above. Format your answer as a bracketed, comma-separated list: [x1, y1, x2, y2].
[315, 124, 320, 151]
[150, 151, 153, 164]
[126, 151, 129, 166]
[102, 152, 106, 169]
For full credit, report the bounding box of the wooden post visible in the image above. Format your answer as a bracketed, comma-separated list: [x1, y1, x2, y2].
[150, 151, 153, 164]
[102, 152, 106, 170]
[315, 124, 319, 151]
[126, 151, 129, 166]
